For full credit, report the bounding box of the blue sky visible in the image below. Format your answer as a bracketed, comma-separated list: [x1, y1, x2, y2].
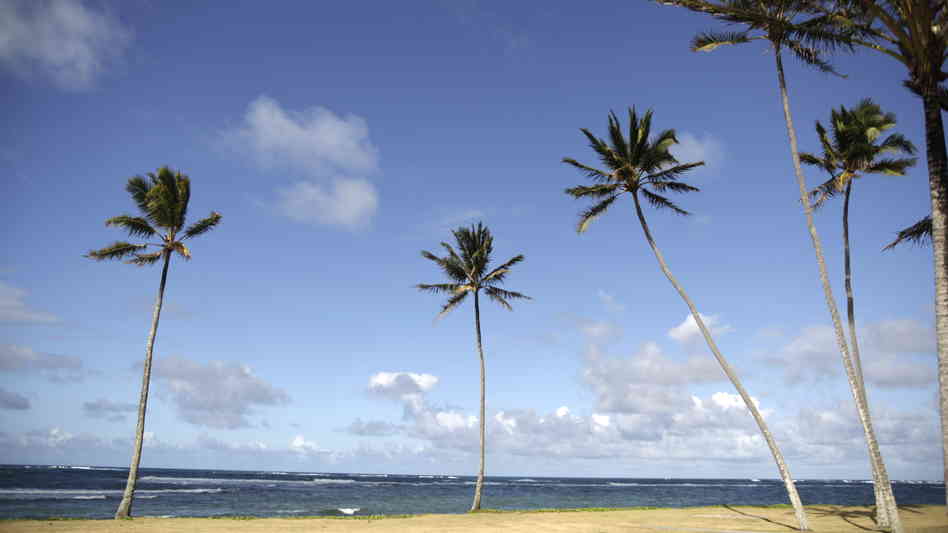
[0, 0, 940, 481]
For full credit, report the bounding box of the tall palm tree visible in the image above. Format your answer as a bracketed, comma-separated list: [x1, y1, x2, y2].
[820, 3, 948, 504]
[417, 223, 529, 512]
[563, 108, 810, 531]
[86, 167, 221, 519]
[656, 2, 902, 530]
[802, 98, 916, 515]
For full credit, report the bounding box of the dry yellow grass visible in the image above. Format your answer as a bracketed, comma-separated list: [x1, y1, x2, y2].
[3, 505, 947, 533]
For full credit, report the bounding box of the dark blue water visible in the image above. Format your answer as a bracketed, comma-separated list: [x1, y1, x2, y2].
[0, 465, 942, 519]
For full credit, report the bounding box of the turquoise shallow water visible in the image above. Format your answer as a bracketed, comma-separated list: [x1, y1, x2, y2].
[0, 465, 942, 519]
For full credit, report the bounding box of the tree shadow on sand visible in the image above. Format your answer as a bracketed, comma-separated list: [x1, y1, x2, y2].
[720, 505, 798, 530]
[806, 504, 927, 531]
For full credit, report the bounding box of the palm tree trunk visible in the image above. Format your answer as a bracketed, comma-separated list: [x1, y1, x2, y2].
[842, 183, 894, 527]
[921, 89, 948, 509]
[470, 290, 486, 512]
[773, 47, 902, 533]
[114, 250, 170, 520]
[631, 192, 810, 531]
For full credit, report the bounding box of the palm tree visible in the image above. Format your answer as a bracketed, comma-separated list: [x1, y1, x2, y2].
[563, 107, 810, 531]
[820, 4, 948, 504]
[86, 167, 221, 519]
[802, 98, 916, 516]
[656, 2, 902, 529]
[417, 223, 529, 512]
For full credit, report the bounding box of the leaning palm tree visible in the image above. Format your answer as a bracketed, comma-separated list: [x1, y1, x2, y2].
[417, 223, 529, 512]
[656, 2, 902, 529]
[563, 107, 809, 531]
[819, 3, 948, 504]
[86, 167, 221, 519]
[802, 98, 916, 514]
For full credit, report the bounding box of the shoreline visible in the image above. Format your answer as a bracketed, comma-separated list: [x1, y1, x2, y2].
[3, 505, 947, 532]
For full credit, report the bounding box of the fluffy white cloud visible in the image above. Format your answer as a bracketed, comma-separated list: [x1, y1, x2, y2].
[148, 356, 290, 429]
[669, 132, 724, 171]
[290, 435, 327, 457]
[225, 96, 381, 230]
[0, 0, 131, 90]
[0, 387, 30, 410]
[82, 398, 136, 422]
[276, 178, 378, 229]
[668, 313, 733, 344]
[0, 344, 87, 382]
[0, 282, 58, 323]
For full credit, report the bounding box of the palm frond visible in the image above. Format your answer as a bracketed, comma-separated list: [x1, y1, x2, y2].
[865, 157, 917, 176]
[105, 215, 157, 238]
[576, 194, 619, 233]
[127, 250, 164, 267]
[564, 184, 621, 198]
[421, 250, 468, 283]
[691, 30, 751, 52]
[172, 241, 191, 260]
[561, 158, 613, 182]
[579, 128, 624, 172]
[483, 254, 525, 284]
[417, 283, 466, 294]
[436, 290, 470, 320]
[649, 180, 701, 194]
[85, 241, 148, 261]
[645, 161, 705, 183]
[786, 40, 845, 76]
[883, 215, 932, 250]
[808, 175, 840, 210]
[877, 132, 916, 155]
[183, 212, 222, 240]
[641, 189, 690, 215]
[126, 176, 152, 214]
[483, 286, 531, 311]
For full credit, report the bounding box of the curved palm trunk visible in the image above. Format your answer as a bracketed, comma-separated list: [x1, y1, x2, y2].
[631, 193, 810, 531]
[920, 90, 948, 508]
[114, 251, 170, 519]
[470, 290, 486, 512]
[773, 48, 902, 533]
[842, 183, 894, 526]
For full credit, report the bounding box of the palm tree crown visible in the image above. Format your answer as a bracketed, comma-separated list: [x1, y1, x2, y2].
[562, 107, 703, 232]
[417, 223, 529, 316]
[86, 166, 222, 264]
[803, 98, 917, 206]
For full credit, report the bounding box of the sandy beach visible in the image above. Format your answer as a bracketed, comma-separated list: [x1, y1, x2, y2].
[3, 505, 946, 533]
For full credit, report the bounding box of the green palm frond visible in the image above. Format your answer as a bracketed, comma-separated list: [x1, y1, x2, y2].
[786, 40, 845, 76]
[650, 180, 701, 194]
[105, 215, 157, 238]
[577, 194, 619, 233]
[561, 158, 612, 182]
[483, 286, 531, 311]
[641, 189, 690, 215]
[86, 241, 148, 261]
[437, 290, 469, 319]
[883, 215, 932, 250]
[183, 212, 222, 240]
[127, 250, 164, 267]
[865, 157, 917, 175]
[417, 283, 467, 294]
[691, 30, 751, 51]
[808, 175, 841, 210]
[646, 162, 706, 183]
[564, 184, 621, 198]
[126, 176, 151, 214]
[483, 254, 525, 284]
[877, 132, 916, 155]
[421, 250, 468, 283]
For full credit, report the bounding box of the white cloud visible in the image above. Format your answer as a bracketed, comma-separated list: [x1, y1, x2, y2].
[368, 371, 438, 397]
[148, 356, 290, 429]
[668, 313, 733, 344]
[597, 290, 625, 312]
[0, 0, 131, 90]
[225, 95, 382, 229]
[864, 319, 935, 355]
[0, 282, 58, 323]
[670, 132, 724, 171]
[290, 435, 326, 457]
[0, 344, 87, 382]
[577, 319, 622, 342]
[232, 95, 378, 176]
[0, 387, 30, 410]
[276, 178, 378, 230]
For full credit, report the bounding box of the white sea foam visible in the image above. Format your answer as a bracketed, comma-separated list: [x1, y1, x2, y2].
[338, 508, 360, 515]
[515, 478, 538, 482]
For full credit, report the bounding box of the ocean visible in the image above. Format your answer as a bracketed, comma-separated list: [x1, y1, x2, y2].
[0, 465, 942, 519]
